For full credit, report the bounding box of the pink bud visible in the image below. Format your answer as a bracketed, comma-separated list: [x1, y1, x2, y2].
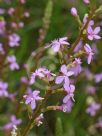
[83, 0, 90, 4]
[20, 0, 26, 4]
[71, 7, 78, 17]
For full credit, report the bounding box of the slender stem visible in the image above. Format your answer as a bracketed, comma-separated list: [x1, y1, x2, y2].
[22, 89, 52, 136]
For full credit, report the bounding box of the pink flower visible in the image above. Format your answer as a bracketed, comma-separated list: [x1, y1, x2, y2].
[20, 0, 26, 4]
[70, 58, 82, 76]
[3, 115, 22, 130]
[18, 22, 24, 28]
[70, 7, 78, 17]
[55, 65, 74, 89]
[0, 43, 5, 54]
[97, 118, 102, 128]
[24, 12, 30, 18]
[7, 55, 19, 71]
[83, 14, 94, 26]
[94, 73, 102, 83]
[84, 44, 94, 64]
[86, 85, 96, 94]
[8, 7, 15, 15]
[63, 84, 75, 101]
[50, 37, 70, 52]
[0, 8, 5, 14]
[0, 81, 8, 97]
[30, 67, 55, 85]
[8, 33, 20, 47]
[87, 26, 101, 40]
[86, 101, 101, 116]
[74, 40, 82, 52]
[60, 99, 73, 113]
[35, 113, 44, 126]
[24, 90, 44, 110]
[83, 0, 90, 4]
[21, 76, 28, 84]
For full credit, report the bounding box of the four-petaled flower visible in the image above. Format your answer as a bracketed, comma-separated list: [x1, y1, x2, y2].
[30, 67, 55, 85]
[86, 101, 101, 116]
[3, 115, 22, 130]
[60, 99, 73, 113]
[24, 90, 44, 110]
[50, 37, 70, 52]
[7, 55, 19, 70]
[84, 44, 94, 64]
[63, 84, 75, 101]
[0, 81, 8, 97]
[55, 65, 74, 89]
[70, 58, 82, 76]
[87, 26, 101, 41]
[9, 33, 20, 47]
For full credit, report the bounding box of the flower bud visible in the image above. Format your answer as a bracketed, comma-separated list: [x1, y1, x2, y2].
[83, 0, 90, 4]
[71, 7, 78, 17]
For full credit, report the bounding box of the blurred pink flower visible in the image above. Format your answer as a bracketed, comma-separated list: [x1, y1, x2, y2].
[86, 85, 96, 94]
[8, 7, 15, 15]
[83, 0, 90, 4]
[0, 8, 5, 14]
[3, 115, 22, 130]
[94, 73, 102, 83]
[0, 43, 5, 54]
[8, 33, 20, 47]
[0, 81, 8, 97]
[7, 55, 19, 71]
[86, 101, 101, 116]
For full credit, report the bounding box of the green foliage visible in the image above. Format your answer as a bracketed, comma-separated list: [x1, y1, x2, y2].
[55, 118, 63, 136]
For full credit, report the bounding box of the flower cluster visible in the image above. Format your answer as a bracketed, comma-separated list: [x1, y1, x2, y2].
[0, 0, 102, 136]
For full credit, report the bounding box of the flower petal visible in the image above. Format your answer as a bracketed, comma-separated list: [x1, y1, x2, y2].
[60, 65, 67, 74]
[94, 27, 100, 34]
[55, 76, 64, 84]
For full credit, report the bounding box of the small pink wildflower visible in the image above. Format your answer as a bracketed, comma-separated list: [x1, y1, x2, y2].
[86, 101, 101, 116]
[60, 99, 73, 113]
[70, 58, 82, 76]
[87, 26, 101, 41]
[0, 81, 8, 97]
[24, 90, 44, 110]
[63, 84, 75, 101]
[30, 67, 55, 85]
[3, 115, 22, 130]
[7, 55, 19, 71]
[84, 44, 94, 64]
[55, 65, 74, 89]
[50, 37, 70, 52]
[8, 33, 20, 47]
